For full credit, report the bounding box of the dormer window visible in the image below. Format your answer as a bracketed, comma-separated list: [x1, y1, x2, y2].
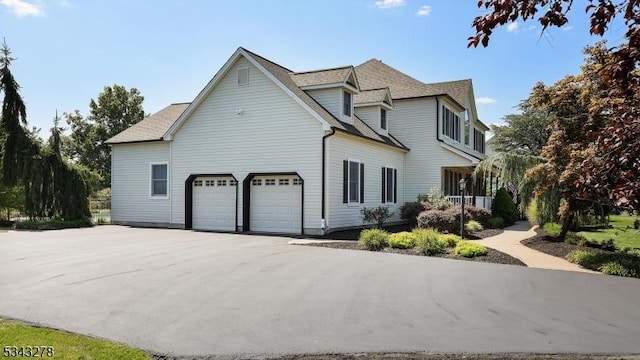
[343, 91, 352, 117]
[380, 108, 387, 130]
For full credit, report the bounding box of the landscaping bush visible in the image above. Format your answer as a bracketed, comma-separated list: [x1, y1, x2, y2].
[437, 233, 461, 248]
[526, 200, 539, 225]
[454, 241, 488, 258]
[485, 216, 506, 229]
[420, 187, 452, 210]
[566, 250, 640, 278]
[466, 206, 492, 224]
[412, 228, 443, 255]
[465, 220, 484, 232]
[388, 231, 417, 249]
[15, 218, 93, 230]
[543, 222, 561, 236]
[491, 187, 519, 225]
[358, 228, 389, 251]
[417, 208, 457, 233]
[0, 219, 15, 227]
[361, 206, 394, 229]
[584, 238, 617, 252]
[564, 232, 587, 246]
[400, 201, 426, 226]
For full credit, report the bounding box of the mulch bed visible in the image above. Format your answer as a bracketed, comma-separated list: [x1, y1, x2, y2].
[521, 228, 610, 259]
[320, 225, 504, 240]
[303, 240, 526, 267]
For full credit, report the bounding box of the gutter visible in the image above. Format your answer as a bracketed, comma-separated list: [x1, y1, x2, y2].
[321, 128, 336, 233]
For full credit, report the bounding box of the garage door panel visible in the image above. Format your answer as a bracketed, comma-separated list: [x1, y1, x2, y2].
[192, 176, 236, 231]
[250, 175, 301, 234]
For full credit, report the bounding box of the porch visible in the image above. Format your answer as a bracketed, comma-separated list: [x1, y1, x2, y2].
[442, 166, 496, 210]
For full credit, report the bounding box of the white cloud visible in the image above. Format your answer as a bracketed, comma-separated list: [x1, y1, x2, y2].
[0, 0, 44, 17]
[476, 97, 497, 105]
[506, 22, 520, 33]
[374, 0, 406, 9]
[416, 5, 431, 16]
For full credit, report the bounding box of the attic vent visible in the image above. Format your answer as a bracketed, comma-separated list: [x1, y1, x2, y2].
[238, 68, 249, 86]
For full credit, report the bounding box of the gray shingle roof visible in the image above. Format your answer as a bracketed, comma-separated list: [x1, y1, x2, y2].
[354, 59, 471, 107]
[354, 88, 390, 105]
[106, 103, 190, 144]
[290, 66, 352, 87]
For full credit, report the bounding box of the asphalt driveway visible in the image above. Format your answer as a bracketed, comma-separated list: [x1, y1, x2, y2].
[1, 226, 639, 357]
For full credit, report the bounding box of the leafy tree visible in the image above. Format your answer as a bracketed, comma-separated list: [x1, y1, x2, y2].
[65, 85, 145, 187]
[0, 41, 91, 220]
[488, 101, 552, 156]
[0, 39, 27, 186]
[469, 1, 640, 234]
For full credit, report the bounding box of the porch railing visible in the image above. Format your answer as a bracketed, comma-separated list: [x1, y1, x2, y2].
[446, 196, 492, 210]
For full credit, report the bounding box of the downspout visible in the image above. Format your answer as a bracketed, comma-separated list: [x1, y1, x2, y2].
[321, 128, 336, 234]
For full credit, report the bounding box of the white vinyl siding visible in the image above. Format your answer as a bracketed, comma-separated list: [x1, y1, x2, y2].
[327, 132, 404, 230]
[307, 88, 341, 119]
[388, 98, 484, 201]
[354, 105, 388, 136]
[111, 142, 170, 224]
[170, 56, 323, 233]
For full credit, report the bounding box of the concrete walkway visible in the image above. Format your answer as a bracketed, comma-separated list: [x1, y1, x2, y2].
[475, 221, 599, 274]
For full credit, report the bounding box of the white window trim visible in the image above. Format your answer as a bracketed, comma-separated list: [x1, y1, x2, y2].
[442, 105, 461, 143]
[348, 158, 362, 205]
[384, 166, 396, 203]
[149, 162, 169, 199]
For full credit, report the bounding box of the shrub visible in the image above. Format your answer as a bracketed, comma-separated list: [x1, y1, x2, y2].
[564, 232, 587, 246]
[422, 187, 452, 210]
[466, 206, 492, 224]
[417, 208, 457, 233]
[566, 250, 640, 278]
[388, 231, 417, 249]
[465, 220, 484, 232]
[400, 201, 426, 226]
[543, 222, 562, 236]
[15, 218, 93, 230]
[361, 206, 394, 229]
[454, 241, 488, 258]
[526, 199, 539, 225]
[485, 216, 506, 229]
[437, 233, 461, 248]
[412, 228, 444, 255]
[491, 187, 519, 225]
[358, 228, 389, 251]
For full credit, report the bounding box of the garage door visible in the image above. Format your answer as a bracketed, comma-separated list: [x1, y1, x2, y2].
[250, 175, 302, 234]
[192, 176, 236, 231]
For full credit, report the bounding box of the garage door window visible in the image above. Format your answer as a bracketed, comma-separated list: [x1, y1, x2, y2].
[151, 163, 168, 198]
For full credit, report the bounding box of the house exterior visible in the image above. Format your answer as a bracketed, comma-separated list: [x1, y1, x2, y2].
[106, 47, 490, 235]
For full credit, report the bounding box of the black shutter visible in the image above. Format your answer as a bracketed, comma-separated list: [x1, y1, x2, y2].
[343, 160, 348, 203]
[381, 167, 386, 203]
[360, 163, 365, 203]
[393, 169, 398, 203]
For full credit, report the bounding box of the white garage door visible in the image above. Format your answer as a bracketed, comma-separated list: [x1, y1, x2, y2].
[192, 176, 236, 231]
[250, 175, 302, 234]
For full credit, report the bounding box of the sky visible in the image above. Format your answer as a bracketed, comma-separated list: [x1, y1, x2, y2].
[0, 0, 629, 137]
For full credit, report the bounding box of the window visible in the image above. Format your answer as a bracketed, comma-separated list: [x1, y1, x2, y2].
[380, 108, 387, 130]
[279, 179, 289, 186]
[474, 129, 485, 154]
[381, 167, 397, 203]
[293, 178, 302, 185]
[442, 106, 460, 141]
[230, 180, 237, 186]
[464, 110, 471, 146]
[265, 179, 276, 186]
[238, 68, 249, 86]
[343, 91, 352, 117]
[252, 179, 262, 186]
[343, 160, 363, 203]
[151, 163, 168, 197]
[217, 179, 227, 186]
[205, 180, 214, 187]
[194, 180, 203, 187]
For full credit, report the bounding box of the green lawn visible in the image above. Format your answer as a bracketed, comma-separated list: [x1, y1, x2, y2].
[577, 214, 640, 249]
[0, 319, 149, 360]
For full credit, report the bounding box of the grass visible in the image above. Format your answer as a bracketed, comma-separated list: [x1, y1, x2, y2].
[576, 214, 640, 250]
[0, 319, 149, 359]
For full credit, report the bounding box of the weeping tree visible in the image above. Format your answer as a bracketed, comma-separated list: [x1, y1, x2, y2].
[0, 41, 91, 220]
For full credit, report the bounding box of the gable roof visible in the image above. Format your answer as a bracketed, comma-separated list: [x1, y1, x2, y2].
[106, 103, 189, 144]
[354, 88, 393, 107]
[354, 59, 469, 108]
[291, 66, 357, 88]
